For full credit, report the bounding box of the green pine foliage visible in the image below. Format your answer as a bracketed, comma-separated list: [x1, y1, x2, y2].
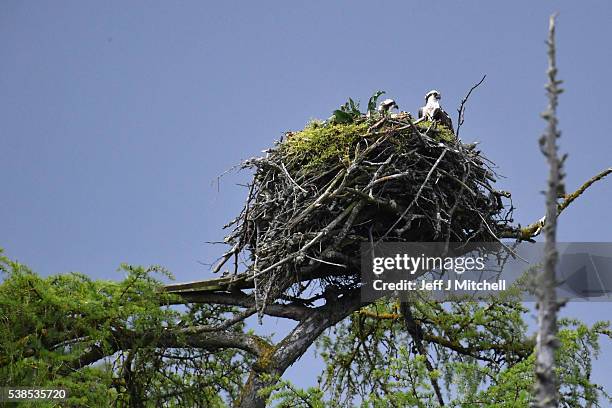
[0, 249, 250, 407]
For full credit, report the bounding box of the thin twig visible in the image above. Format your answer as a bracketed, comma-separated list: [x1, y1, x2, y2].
[281, 162, 307, 193]
[456, 74, 487, 138]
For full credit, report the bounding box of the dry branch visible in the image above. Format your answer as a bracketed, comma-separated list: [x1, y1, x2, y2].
[500, 167, 612, 241]
[456, 74, 487, 138]
[534, 13, 563, 408]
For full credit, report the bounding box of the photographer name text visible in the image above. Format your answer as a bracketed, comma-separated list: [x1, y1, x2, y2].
[372, 279, 506, 292]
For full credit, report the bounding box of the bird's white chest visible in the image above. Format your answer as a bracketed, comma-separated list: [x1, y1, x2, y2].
[423, 99, 440, 118]
[426, 99, 440, 111]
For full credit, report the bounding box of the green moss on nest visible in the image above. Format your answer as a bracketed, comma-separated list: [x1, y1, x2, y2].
[281, 121, 370, 169]
[279, 117, 456, 175]
[416, 121, 456, 143]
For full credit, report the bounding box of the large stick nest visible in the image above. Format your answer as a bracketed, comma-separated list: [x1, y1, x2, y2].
[217, 111, 514, 315]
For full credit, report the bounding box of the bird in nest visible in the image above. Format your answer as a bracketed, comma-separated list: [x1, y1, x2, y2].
[377, 98, 399, 115]
[418, 90, 454, 131]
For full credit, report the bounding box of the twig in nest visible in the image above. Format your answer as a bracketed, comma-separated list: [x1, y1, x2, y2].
[379, 148, 448, 242]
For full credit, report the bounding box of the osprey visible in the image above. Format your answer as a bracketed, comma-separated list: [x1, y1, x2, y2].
[378, 98, 399, 115]
[418, 90, 453, 131]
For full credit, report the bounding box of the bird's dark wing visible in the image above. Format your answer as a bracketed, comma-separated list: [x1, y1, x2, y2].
[418, 107, 423, 119]
[441, 109, 453, 130]
[435, 108, 454, 131]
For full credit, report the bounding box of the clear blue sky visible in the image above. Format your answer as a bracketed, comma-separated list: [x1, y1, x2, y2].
[1, 0, 611, 397]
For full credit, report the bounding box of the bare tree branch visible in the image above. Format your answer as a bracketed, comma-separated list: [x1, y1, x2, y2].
[166, 290, 312, 321]
[499, 167, 611, 240]
[534, 13, 563, 408]
[456, 74, 487, 138]
[557, 167, 612, 213]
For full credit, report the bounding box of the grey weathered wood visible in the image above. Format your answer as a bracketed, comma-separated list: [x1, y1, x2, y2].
[534, 13, 563, 408]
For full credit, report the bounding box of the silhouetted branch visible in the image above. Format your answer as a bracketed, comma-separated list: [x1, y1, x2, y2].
[456, 74, 487, 138]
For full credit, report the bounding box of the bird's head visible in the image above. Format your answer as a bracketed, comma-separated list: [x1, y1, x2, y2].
[425, 90, 441, 102]
[379, 98, 398, 111]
